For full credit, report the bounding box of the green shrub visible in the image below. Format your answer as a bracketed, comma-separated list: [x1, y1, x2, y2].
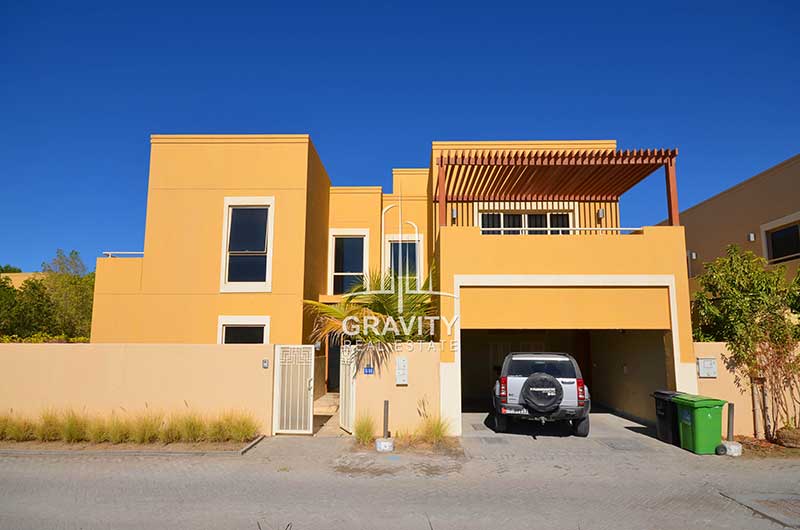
[419, 415, 449, 446]
[176, 413, 205, 442]
[354, 414, 375, 446]
[227, 413, 258, 442]
[0, 413, 11, 440]
[130, 413, 162, 444]
[61, 410, 89, 443]
[87, 417, 108, 443]
[5, 416, 35, 442]
[106, 414, 131, 444]
[35, 409, 62, 441]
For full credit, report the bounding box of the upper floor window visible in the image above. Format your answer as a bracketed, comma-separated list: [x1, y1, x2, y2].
[480, 212, 572, 235]
[389, 241, 418, 278]
[767, 222, 800, 263]
[220, 197, 274, 292]
[332, 236, 365, 294]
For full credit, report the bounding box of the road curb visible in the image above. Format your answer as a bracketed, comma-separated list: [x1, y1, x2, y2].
[0, 434, 266, 458]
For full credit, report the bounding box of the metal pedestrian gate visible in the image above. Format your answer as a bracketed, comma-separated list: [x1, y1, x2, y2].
[272, 345, 315, 434]
[339, 345, 356, 434]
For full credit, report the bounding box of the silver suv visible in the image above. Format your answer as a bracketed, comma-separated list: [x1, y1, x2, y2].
[492, 352, 590, 436]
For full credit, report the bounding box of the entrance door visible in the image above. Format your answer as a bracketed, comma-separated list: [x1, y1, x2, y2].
[339, 345, 356, 433]
[273, 345, 315, 434]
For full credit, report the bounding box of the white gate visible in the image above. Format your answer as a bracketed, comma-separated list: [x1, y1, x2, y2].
[339, 345, 356, 433]
[273, 345, 315, 434]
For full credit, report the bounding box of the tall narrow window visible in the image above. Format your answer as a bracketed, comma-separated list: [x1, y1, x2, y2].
[220, 197, 274, 293]
[481, 213, 501, 235]
[527, 214, 547, 235]
[333, 237, 365, 294]
[390, 241, 418, 278]
[550, 213, 570, 235]
[226, 207, 269, 282]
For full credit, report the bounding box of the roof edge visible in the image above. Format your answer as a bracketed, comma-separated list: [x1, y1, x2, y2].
[151, 134, 311, 144]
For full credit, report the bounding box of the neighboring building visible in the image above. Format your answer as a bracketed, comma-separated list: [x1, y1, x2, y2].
[1, 272, 42, 288]
[680, 153, 800, 282]
[92, 135, 696, 433]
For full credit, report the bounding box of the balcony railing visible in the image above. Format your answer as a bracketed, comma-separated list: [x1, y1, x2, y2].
[478, 227, 644, 235]
[101, 251, 144, 258]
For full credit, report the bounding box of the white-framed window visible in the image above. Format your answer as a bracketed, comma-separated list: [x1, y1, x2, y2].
[219, 197, 275, 293]
[761, 211, 800, 264]
[328, 229, 369, 295]
[479, 211, 572, 235]
[384, 234, 423, 286]
[767, 222, 800, 263]
[217, 315, 271, 344]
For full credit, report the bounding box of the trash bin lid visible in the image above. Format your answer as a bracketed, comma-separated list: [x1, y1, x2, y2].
[671, 394, 726, 408]
[652, 390, 682, 399]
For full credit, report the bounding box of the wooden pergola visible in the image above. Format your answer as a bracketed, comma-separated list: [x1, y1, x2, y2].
[435, 148, 679, 226]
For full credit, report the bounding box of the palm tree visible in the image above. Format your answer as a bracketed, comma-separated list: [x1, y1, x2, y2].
[304, 270, 436, 372]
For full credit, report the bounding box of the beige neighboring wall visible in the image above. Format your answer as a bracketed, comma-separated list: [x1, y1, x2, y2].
[680, 153, 800, 282]
[1, 272, 42, 288]
[694, 342, 755, 437]
[355, 342, 441, 436]
[0, 343, 275, 434]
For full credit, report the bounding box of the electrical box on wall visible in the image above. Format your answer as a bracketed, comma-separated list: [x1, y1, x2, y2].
[396, 356, 408, 385]
[697, 358, 718, 378]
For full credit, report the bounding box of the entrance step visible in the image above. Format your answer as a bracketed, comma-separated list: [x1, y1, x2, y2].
[314, 392, 340, 416]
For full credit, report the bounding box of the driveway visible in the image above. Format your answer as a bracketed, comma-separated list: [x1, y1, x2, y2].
[0, 411, 798, 530]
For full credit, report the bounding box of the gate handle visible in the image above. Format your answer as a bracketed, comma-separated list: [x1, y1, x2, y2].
[307, 378, 313, 391]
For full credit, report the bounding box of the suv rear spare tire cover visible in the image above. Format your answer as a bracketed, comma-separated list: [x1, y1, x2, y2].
[521, 373, 563, 413]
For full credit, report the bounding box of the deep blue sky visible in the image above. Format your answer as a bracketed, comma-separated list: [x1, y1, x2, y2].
[2, 1, 798, 271]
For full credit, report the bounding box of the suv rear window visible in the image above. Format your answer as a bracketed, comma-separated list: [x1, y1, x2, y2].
[507, 359, 576, 378]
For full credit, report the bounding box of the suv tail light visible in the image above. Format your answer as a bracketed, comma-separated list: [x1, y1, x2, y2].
[499, 376, 507, 404]
[577, 378, 586, 406]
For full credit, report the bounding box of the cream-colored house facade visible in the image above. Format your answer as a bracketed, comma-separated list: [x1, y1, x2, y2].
[91, 135, 697, 434]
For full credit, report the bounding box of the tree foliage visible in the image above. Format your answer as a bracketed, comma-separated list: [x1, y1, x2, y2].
[305, 270, 437, 372]
[693, 245, 800, 436]
[0, 264, 22, 273]
[0, 250, 94, 341]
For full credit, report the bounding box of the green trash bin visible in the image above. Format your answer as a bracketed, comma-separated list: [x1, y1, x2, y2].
[671, 394, 726, 455]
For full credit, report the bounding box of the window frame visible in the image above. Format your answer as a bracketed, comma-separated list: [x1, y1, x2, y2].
[761, 211, 800, 264]
[384, 233, 424, 287]
[478, 211, 574, 235]
[219, 197, 275, 293]
[217, 315, 271, 344]
[327, 228, 369, 295]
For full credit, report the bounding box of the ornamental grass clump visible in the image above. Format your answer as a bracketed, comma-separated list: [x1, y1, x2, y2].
[353, 414, 376, 446]
[35, 409, 62, 442]
[60, 410, 89, 443]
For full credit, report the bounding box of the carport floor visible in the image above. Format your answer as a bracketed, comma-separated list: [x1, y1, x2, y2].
[461, 411, 667, 452]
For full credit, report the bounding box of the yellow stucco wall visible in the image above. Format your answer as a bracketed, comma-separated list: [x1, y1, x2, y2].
[0, 343, 275, 434]
[680, 153, 800, 282]
[460, 286, 671, 330]
[91, 135, 325, 345]
[437, 226, 695, 365]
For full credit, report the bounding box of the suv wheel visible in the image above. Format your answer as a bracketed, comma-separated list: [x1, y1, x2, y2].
[572, 416, 590, 437]
[494, 413, 508, 433]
